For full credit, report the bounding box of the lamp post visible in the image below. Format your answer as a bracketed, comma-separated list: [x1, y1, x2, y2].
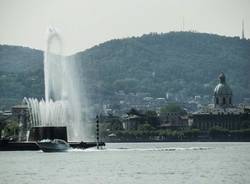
[96, 115, 99, 149]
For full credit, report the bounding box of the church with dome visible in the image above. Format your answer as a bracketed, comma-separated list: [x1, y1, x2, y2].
[214, 73, 233, 108]
[189, 73, 250, 131]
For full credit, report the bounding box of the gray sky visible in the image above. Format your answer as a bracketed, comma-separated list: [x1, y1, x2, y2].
[0, 0, 249, 55]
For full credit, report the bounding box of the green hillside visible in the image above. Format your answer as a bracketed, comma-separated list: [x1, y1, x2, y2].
[75, 32, 250, 102]
[0, 45, 44, 109]
[0, 32, 250, 109]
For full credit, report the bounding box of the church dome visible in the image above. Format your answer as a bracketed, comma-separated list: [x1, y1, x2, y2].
[214, 83, 232, 96]
[214, 73, 233, 108]
[214, 73, 232, 96]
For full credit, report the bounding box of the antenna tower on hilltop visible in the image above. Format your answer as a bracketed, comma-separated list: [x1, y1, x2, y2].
[242, 20, 245, 39]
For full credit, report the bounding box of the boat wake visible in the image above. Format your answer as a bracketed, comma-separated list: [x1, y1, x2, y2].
[105, 147, 213, 152]
[68, 147, 213, 152]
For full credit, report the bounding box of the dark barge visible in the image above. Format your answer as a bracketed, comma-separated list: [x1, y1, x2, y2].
[0, 126, 105, 151]
[0, 140, 105, 151]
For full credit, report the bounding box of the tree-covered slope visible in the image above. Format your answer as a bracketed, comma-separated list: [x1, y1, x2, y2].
[0, 32, 250, 109]
[0, 45, 44, 109]
[76, 32, 250, 101]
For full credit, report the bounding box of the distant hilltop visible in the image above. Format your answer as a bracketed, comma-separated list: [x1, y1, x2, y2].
[0, 31, 250, 109]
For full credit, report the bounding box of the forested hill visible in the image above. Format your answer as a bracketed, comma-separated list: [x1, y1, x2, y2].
[75, 32, 250, 102]
[1, 32, 250, 109]
[0, 45, 44, 108]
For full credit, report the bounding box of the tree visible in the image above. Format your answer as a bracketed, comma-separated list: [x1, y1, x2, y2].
[144, 110, 160, 127]
[138, 123, 155, 131]
[127, 108, 142, 116]
[160, 103, 187, 116]
[3, 121, 19, 138]
[183, 129, 200, 139]
[209, 126, 229, 139]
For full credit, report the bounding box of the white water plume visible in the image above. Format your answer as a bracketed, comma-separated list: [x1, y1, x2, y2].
[24, 27, 89, 141]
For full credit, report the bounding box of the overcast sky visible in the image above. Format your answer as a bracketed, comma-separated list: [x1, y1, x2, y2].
[0, 0, 249, 55]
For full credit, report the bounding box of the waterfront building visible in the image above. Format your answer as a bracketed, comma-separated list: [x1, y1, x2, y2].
[122, 114, 142, 130]
[190, 73, 250, 131]
[159, 112, 188, 129]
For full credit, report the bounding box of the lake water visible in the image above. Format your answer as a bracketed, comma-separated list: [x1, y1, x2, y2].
[0, 142, 250, 184]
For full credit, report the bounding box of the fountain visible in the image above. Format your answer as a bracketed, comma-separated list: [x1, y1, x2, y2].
[24, 27, 88, 142]
[0, 27, 105, 151]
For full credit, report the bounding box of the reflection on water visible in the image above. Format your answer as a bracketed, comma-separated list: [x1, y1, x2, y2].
[0, 142, 250, 184]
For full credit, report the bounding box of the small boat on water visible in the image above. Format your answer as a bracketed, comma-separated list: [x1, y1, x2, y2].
[36, 139, 70, 152]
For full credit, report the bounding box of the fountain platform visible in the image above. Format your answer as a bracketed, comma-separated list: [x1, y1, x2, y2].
[0, 126, 105, 151]
[0, 140, 105, 151]
[29, 126, 68, 142]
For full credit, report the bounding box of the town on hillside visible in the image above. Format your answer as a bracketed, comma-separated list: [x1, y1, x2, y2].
[1, 72, 250, 142]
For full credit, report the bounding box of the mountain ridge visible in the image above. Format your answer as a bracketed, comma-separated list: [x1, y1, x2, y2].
[0, 31, 250, 109]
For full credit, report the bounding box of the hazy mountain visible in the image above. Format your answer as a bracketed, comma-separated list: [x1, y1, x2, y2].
[1, 32, 250, 109]
[0, 45, 44, 109]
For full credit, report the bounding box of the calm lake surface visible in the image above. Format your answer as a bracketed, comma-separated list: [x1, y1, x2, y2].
[0, 142, 250, 184]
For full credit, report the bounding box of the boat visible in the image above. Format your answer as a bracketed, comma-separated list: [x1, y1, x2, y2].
[36, 139, 70, 152]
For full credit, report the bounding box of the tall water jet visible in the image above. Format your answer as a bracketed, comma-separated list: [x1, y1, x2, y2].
[24, 27, 89, 141]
